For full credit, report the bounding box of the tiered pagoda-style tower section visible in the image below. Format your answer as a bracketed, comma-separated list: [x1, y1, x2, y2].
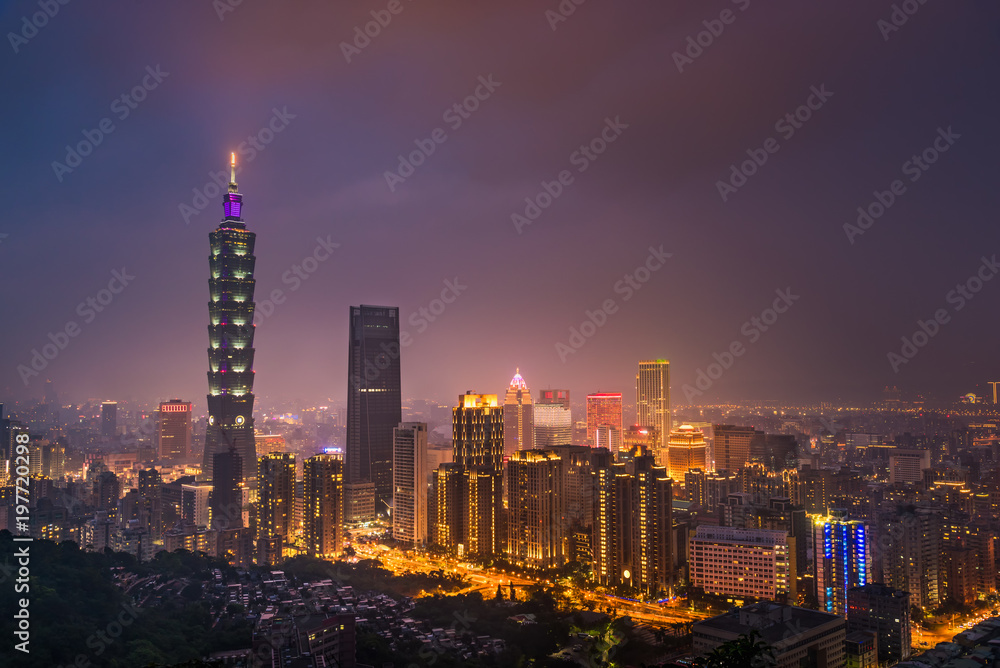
[203, 154, 257, 484]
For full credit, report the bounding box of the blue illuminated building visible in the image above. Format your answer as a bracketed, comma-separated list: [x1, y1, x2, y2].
[813, 510, 871, 616]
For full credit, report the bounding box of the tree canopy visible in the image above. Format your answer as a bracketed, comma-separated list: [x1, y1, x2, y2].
[693, 630, 775, 668]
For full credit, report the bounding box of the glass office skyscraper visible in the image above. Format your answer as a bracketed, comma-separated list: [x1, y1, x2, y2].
[346, 305, 402, 514]
[636, 359, 670, 463]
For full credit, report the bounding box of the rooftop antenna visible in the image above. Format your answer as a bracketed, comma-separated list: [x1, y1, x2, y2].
[228, 152, 238, 193]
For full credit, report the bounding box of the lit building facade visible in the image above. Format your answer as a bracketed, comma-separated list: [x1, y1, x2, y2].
[393, 422, 428, 546]
[257, 452, 296, 555]
[158, 399, 192, 461]
[792, 467, 831, 515]
[881, 506, 942, 610]
[689, 526, 790, 600]
[453, 393, 504, 471]
[943, 547, 978, 607]
[36, 439, 64, 480]
[846, 584, 911, 663]
[181, 482, 213, 527]
[736, 464, 791, 505]
[431, 394, 504, 558]
[26, 438, 46, 477]
[453, 393, 503, 558]
[687, 469, 738, 511]
[550, 444, 611, 557]
[623, 425, 660, 459]
[593, 455, 672, 596]
[346, 305, 402, 517]
[216, 528, 253, 568]
[162, 524, 216, 555]
[304, 454, 343, 559]
[586, 393, 622, 451]
[534, 389, 571, 448]
[430, 463, 463, 550]
[713, 424, 760, 474]
[137, 468, 162, 537]
[813, 512, 871, 616]
[0, 410, 19, 486]
[844, 631, 877, 668]
[503, 369, 534, 456]
[941, 519, 996, 603]
[204, 156, 257, 483]
[506, 449, 563, 569]
[667, 425, 707, 481]
[255, 433, 286, 456]
[636, 360, 670, 465]
[888, 448, 931, 484]
[297, 615, 357, 668]
[93, 470, 120, 512]
[344, 481, 375, 524]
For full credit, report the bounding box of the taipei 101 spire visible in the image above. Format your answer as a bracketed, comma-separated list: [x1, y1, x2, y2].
[203, 153, 257, 484]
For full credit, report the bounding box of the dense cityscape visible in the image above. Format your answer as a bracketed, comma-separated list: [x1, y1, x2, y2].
[2, 157, 999, 666]
[4, 2, 1000, 668]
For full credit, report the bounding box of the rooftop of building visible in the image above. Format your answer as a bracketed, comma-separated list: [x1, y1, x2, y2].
[691, 524, 789, 545]
[508, 369, 528, 391]
[458, 393, 499, 408]
[847, 583, 909, 600]
[845, 630, 877, 647]
[509, 449, 561, 462]
[694, 602, 843, 649]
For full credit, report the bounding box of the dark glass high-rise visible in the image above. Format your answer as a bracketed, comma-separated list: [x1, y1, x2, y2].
[203, 155, 257, 484]
[101, 401, 117, 439]
[211, 447, 243, 529]
[346, 304, 402, 514]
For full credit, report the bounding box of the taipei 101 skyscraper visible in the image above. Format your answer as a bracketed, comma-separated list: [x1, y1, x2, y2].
[203, 154, 257, 484]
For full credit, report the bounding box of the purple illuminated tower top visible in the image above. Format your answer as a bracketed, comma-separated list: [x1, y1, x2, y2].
[223, 153, 243, 221]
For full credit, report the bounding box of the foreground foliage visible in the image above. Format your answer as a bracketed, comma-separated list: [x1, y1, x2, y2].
[0, 533, 249, 668]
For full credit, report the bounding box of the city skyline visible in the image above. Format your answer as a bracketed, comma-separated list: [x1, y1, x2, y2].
[4, 3, 1000, 667]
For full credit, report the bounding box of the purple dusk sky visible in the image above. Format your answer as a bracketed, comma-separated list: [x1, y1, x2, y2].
[2, 1, 999, 411]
